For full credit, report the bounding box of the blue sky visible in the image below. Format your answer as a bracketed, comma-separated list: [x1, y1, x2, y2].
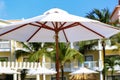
[0, 0, 118, 20]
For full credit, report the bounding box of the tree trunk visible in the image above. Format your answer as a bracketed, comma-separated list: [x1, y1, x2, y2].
[61, 65, 64, 80]
[111, 69, 114, 80]
[21, 69, 27, 80]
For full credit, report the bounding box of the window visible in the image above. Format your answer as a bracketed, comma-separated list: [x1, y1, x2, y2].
[85, 55, 93, 61]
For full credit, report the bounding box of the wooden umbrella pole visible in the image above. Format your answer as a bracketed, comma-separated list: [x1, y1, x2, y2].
[55, 32, 60, 80]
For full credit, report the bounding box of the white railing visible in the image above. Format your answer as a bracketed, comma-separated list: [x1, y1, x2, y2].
[0, 62, 41, 69]
[49, 61, 99, 72]
[2, 61, 120, 72]
[65, 61, 99, 71]
[0, 61, 98, 71]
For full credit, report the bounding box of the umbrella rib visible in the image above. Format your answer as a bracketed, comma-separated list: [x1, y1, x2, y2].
[0, 24, 28, 36]
[52, 22, 60, 32]
[52, 22, 57, 29]
[52, 22, 67, 32]
[27, 27, 42, 42]
[62, 30, 69, 42]
[79, 23, 105, 38]
[59, 22, 67, 29]
[59, 22, 80, 31]
[36, 21, 55, 31]
[28, 23, 42, 28]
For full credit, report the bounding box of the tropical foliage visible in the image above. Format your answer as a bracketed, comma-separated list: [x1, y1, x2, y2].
[14, 42, 53, 62]
[14, 42, 84, 80]
[105, 56, 120, 80]
[86, 8, 111, 24]
[48, 43, 83, 80]
[78, 40, 98, 54]
[15, 42, 41, 60]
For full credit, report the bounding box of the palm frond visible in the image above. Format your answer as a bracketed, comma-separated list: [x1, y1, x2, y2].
[28, 48, 48, 62]
[86, 8, 111, 23]
[64, 47, 83, 63]
[20, 42, 33, 52]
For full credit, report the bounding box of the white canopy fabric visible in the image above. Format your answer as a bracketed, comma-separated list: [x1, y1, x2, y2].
[70, 67, 98, 75]
[116, 70, 120, 73]
[0, 67, 19, 74]
[0, 8, 119, 42]
[27, 67, 56, 75]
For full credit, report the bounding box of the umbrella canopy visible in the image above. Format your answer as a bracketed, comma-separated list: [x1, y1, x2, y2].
[0, 67, 19, 74]
[70, 67, 98, 75]
[69, 74, 98, 80]
[70, 67, 98, 80]
[0, 8, 119, 80]
[27, 67, 56, 75]
[0, 8, 119, 42]
[116, 70, 120, 73]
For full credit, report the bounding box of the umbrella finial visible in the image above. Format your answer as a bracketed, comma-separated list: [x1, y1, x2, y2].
[43, 8, 68, 15]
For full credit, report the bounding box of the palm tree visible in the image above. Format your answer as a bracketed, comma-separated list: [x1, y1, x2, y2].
[14, 42, 42, 61]
[15, 42, 53, 62]
[28, 43, 54, 62]
[15, 42, 83, 80]
[105, 56, 120, 80]
[14, 42, 54, 80]
[48, 43, 83, 80]
[86, 8, 111, 24]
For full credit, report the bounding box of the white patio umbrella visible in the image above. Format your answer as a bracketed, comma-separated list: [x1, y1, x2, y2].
[27, 67, 56, 75]
[116, 70, 120, 73]
[0, 67, 19, 74]
[70, 67, 98, 80]
[27, 66, 56, 80]
[0, 67, 20, 80]
[0, 8, 119, 80]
